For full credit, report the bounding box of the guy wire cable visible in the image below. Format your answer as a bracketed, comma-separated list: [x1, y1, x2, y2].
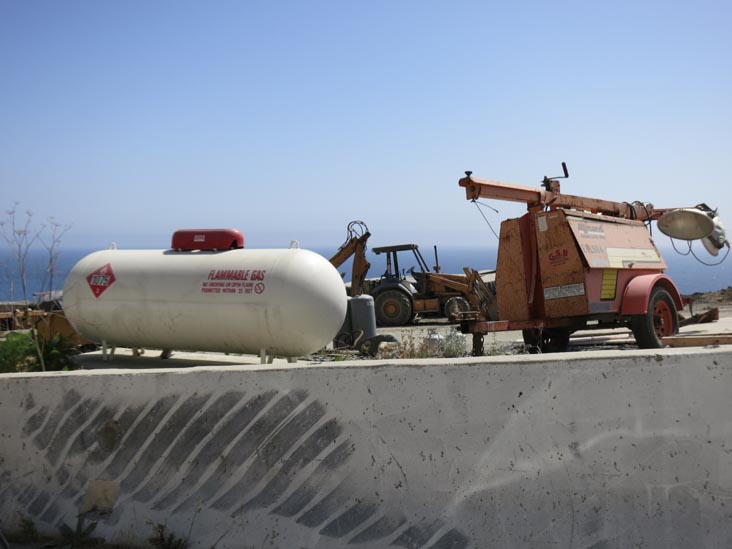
[471, 199, 500, 239]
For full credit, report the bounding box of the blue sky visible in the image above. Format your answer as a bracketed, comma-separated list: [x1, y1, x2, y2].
[1, 0, 730, 252]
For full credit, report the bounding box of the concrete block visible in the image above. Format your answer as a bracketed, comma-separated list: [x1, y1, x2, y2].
[1, 348, 732, 548]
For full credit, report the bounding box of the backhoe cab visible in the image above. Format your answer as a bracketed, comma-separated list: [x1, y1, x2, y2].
[368, 244, 431, 326]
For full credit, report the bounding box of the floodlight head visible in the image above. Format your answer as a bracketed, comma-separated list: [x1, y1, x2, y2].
[657, 208, 715, 240]
[701, 215, 728, 256]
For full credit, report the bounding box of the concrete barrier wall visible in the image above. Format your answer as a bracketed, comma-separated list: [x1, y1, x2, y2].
[2, 348, 732, 548]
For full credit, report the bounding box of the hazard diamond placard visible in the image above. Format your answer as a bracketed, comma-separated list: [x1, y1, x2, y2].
[86, 263, 116, 298]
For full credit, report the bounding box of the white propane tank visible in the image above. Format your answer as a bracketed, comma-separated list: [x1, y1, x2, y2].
[63, 248, 347, 357]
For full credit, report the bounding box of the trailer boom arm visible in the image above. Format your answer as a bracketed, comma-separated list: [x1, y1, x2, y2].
[459, 175, 658, 220]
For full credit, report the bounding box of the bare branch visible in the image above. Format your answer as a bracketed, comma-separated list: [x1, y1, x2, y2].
[0, 205, 58, 304]
[38, 217, 73, 293]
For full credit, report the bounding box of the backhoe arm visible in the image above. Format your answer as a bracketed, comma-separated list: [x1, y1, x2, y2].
[329, 221, 372, 297]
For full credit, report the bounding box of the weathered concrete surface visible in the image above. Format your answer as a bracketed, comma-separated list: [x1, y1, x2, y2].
[2, 348, 732, 548]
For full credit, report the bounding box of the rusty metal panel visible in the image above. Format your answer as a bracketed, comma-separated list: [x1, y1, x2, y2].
[35, 311, 94, 347]
[566, 212, 666, 270]
[535, 210, 588, 318]
[496, 218, 531, 321]
[584, 268, 622, 314]
[414, 298, 440, 313]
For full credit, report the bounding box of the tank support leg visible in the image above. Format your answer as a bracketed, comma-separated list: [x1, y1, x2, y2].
[472, 334, 484, 357]
[102, 340, 115, 362]
[287, 357, 297, 364]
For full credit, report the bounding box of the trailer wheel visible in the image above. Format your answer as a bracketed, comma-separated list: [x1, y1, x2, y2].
[444, 296, 471, 319]
[631, 286, 678, 348]
[522, 328, 571, 353]
[375, 290, 413, 327]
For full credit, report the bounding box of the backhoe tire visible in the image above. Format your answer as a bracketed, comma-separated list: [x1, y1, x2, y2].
[631, 286, 678, 349]
[374, 290, 413, 327]
[522, 328, 571, 353]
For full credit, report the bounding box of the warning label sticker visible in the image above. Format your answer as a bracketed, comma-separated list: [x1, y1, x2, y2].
[87, 264, 116, 298]
[201, 268, 266, 295]
[544, 283, 585, 301]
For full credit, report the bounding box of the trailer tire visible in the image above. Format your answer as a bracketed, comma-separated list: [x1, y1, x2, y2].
[443, 296, 471, 319]
[631, 286, 678, 348]
[375, 290, 413, 327]
[522, 328, 571, 353]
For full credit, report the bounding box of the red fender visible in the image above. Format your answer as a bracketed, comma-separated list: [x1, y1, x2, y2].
[621, 274, 685, 315]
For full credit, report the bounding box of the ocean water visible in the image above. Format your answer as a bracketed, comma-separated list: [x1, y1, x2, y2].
[0, 244, 729, 302]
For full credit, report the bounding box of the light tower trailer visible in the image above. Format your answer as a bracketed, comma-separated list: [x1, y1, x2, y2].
[454, 165, 716, 355]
